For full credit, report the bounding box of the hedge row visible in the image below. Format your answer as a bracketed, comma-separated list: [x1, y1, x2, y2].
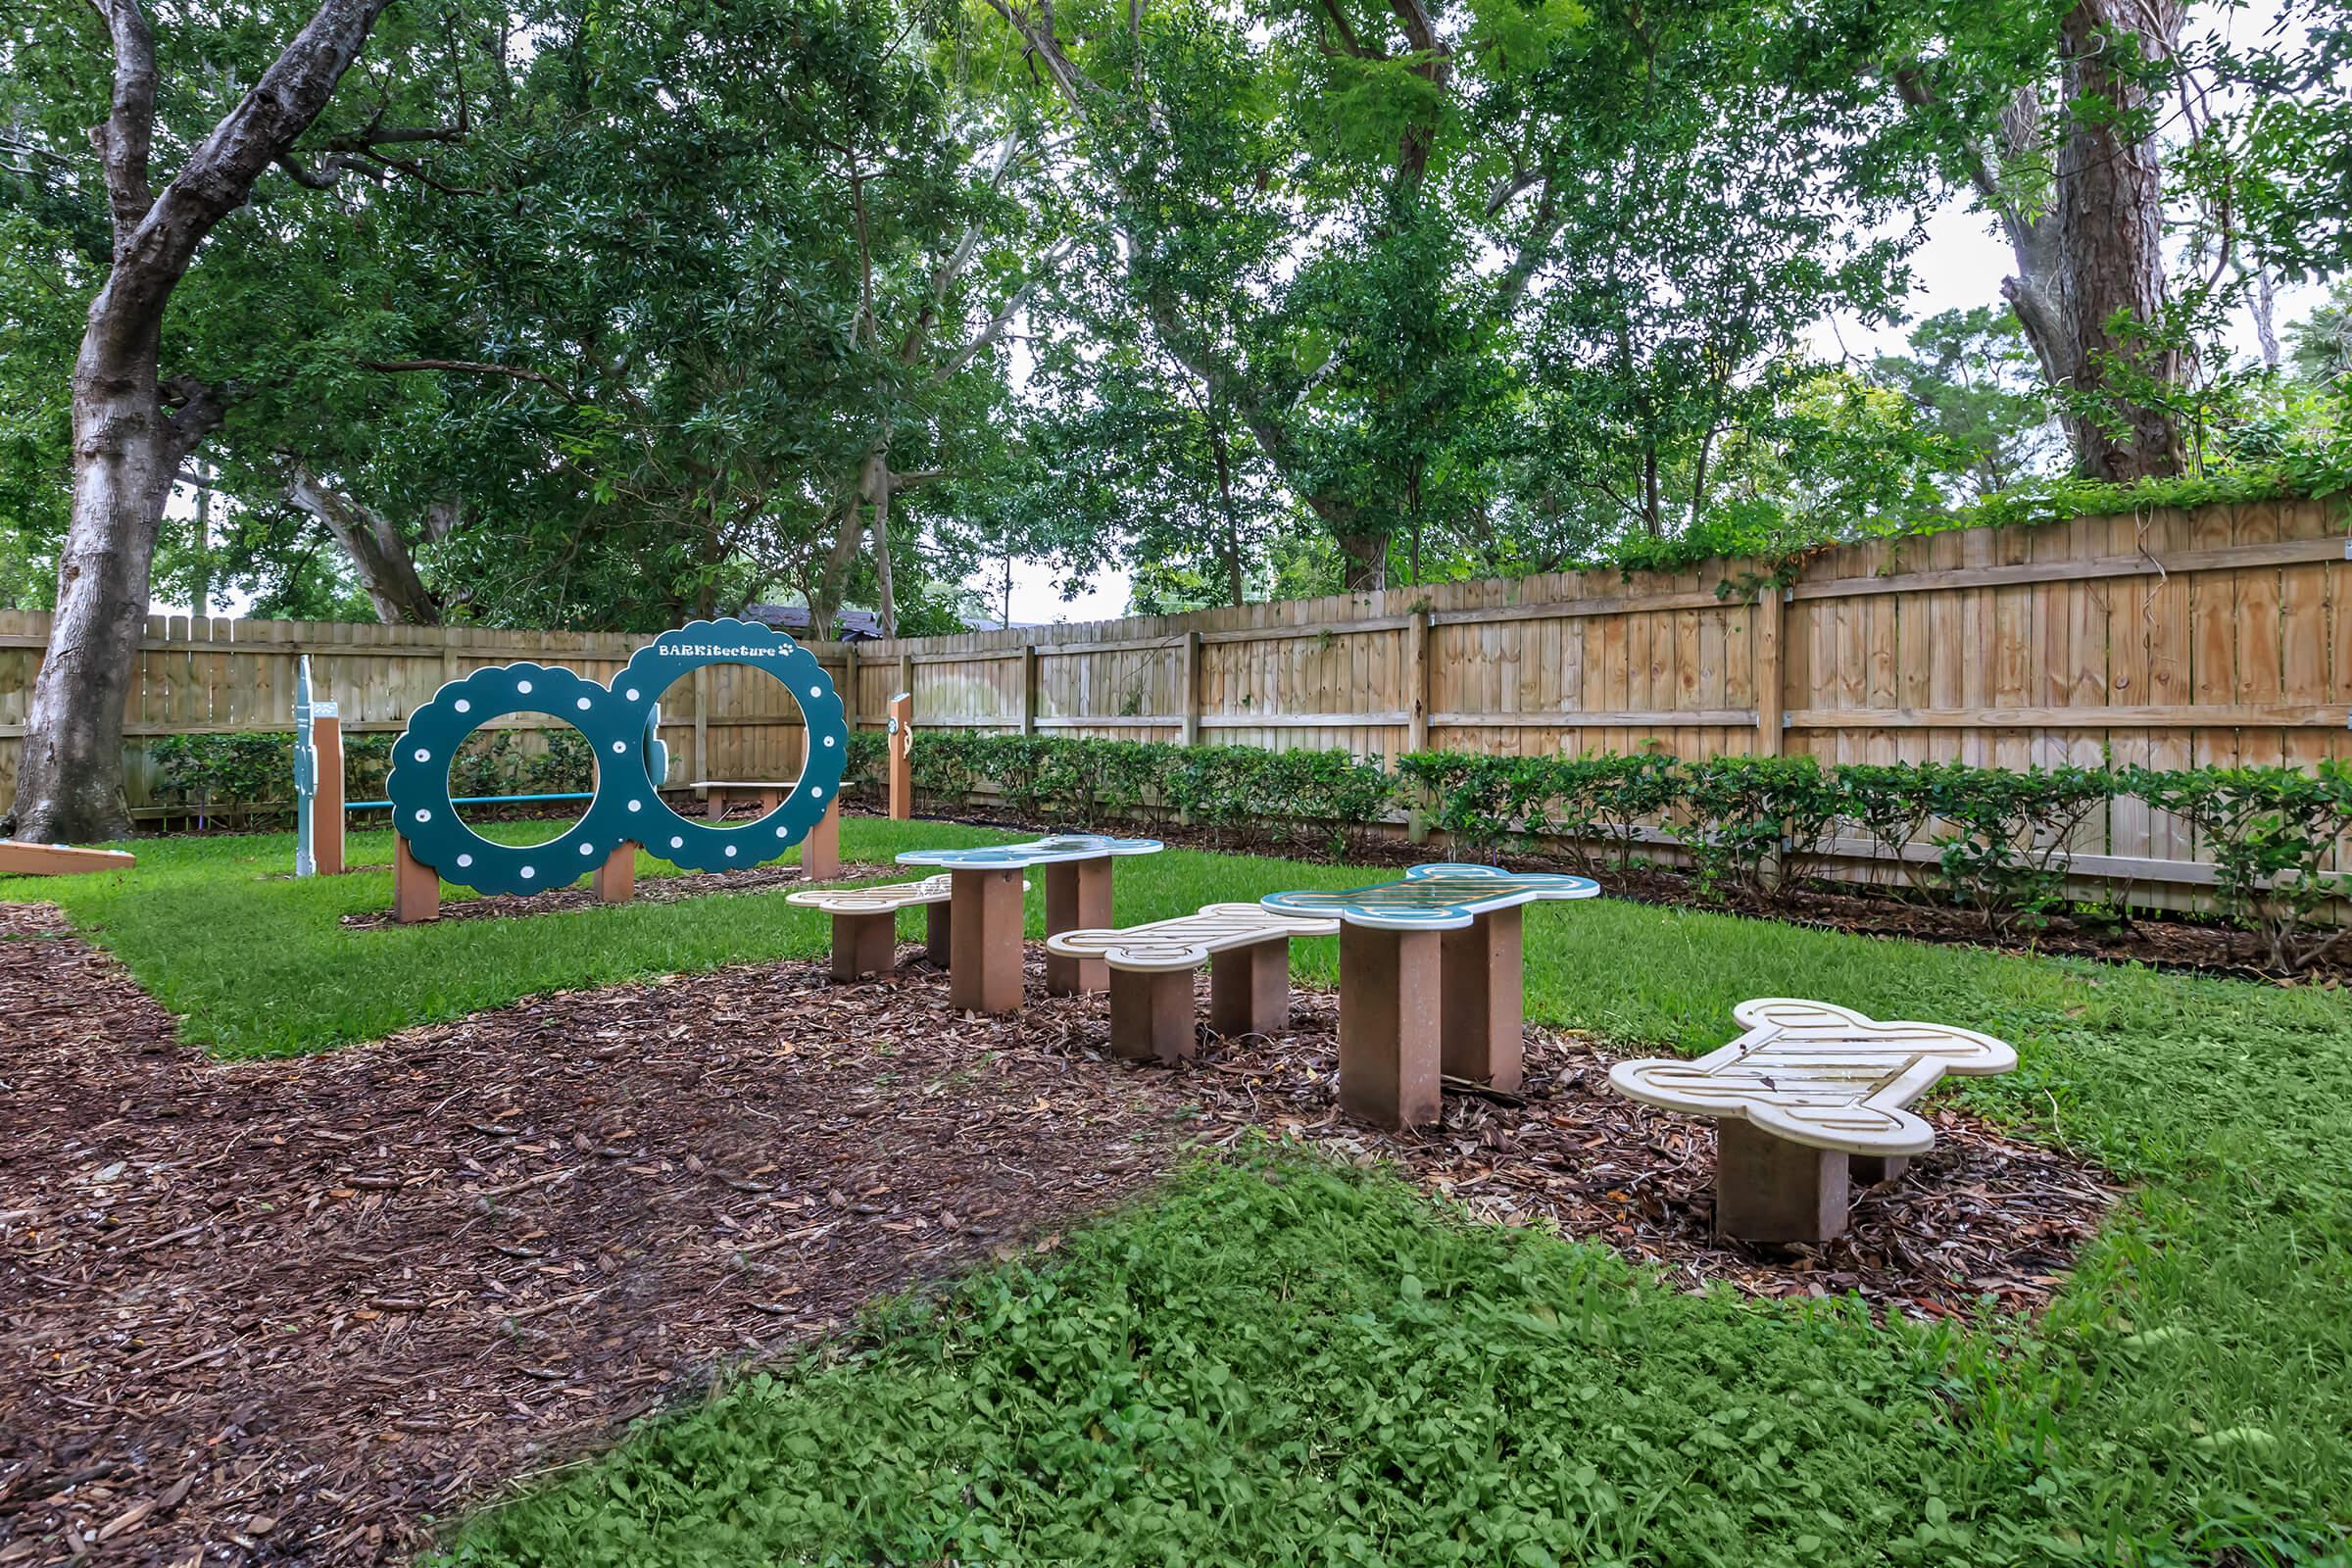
[856, 732, 2351, 973]
[150, 729, 596, 823]
[149, 726, 2350, 972]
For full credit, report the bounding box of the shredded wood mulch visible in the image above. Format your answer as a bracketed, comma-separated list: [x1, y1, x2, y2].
[2, 904, 2112, 1565]
[333, 858, 898, 931]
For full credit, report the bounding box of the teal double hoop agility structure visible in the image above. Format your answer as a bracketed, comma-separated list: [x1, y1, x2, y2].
[383, 619, 849, 898]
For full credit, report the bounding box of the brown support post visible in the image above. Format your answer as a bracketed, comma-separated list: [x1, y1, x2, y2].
[692, 664, 710, 784]
[1107, 968, 1197, 1061]
[1439, 906, 1524, 1091]
[706, 786, 726, 821]
[311, 712, 345, 875]
[924, 900, 952, 966]
[831, 910, 899, 980]
[392, 834, 440, 924]
[594, 843, 636, 904]
[948, 866, 1024, 1014]
[1207, 938, 1290, 1037]
[1336, 922, 1443, 1129]
[1043, 857, 1113, 995]
[1849, 1152, 1911, 1186]
[802, 798, 841, 879]
[888, 692, 913, 821]
[760, 785, 783, 813]
[1713, 1120, 1849, 1244]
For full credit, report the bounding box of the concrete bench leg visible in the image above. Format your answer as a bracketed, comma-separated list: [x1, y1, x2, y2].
[1440, 906, 1524, 1091]
[950, 866, 1024, 1013]
[1208, 938, 1290, 1037]
[1043, 857, 1111, 996]
[594, 843, 636, 904]
[1337, 923, 1443, 1129]
[802, 798, 841, 880]
[1849, 1153, 1910, 1186]
[831, 909, 898, 981]
[393, 835, 440, 924]
[1108, 968, 1196, 1061]
[1714, 1120, 1850, 1244]
[924, 900, 952, 966]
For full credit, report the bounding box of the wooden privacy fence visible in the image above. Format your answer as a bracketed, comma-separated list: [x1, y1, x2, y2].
[1, 496, 2345, 903]
[0, 618, 858, 816]
[842, 497, 2350, 903]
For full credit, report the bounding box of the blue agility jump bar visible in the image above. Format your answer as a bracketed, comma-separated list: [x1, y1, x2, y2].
[346, 791, 598, 811]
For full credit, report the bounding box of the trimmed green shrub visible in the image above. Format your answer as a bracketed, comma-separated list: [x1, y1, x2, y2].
[2127, 761, 2352, 971]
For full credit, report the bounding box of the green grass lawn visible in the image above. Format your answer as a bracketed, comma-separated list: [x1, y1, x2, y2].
[11, 822, 2352, 1564]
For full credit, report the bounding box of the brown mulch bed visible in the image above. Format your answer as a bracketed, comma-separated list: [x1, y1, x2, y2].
[896, 806, 2348, 984]
[1, 905, 2113, 1564]
[334, 859, 898, 931]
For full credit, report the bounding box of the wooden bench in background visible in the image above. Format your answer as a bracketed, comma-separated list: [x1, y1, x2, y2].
[1606, 998, 2017, 1244]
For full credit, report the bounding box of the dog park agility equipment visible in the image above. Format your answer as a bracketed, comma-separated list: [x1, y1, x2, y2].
[1047, 903, 1342, 1061]
[1260, 863, 1599, 1128]
[1607, 998, 2016, 1244]
[894, 834, 1163, 1013]
[372, 619, 848, 922]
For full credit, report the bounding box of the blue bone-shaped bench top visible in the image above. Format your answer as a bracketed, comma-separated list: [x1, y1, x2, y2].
[896, 834, 1164, 871]
[1259, 862, 1599, 931]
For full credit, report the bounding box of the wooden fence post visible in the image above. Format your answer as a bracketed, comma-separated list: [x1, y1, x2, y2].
[1755, 587, 1786, 758]
[1020, 644, 1039, 735]
[840, 642, 858, 733]
[1405, 608, 1431, 757]
[1179, 630, 1201, 748]
[691, 664, 710, 788]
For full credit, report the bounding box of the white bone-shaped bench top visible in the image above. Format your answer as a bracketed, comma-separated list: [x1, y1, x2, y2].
[1260, 862, 1598, 931]
[1045, 904, 1341, 971]
[897, 833, 1162, 870]
[785, 874, 953, 914]
[1606, 998, 2017, 1156]
[785, 873, 1032, 915]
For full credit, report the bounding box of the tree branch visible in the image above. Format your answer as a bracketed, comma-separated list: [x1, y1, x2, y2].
[88, 0, 158, 248]
[358, 358, 582, 400]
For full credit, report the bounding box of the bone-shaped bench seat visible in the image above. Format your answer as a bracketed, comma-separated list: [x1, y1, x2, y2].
[1607, 998, 2017, 1244]
[786, 874, 1023, 980]
[1047, 904, 1340, 1062]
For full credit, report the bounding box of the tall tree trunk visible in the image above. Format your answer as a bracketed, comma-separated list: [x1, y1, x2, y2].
[2042, 0, 2184, 481]
[869, 454, 897, 638]
[284, 466, 443, 624]
[10, 0, 399, 843]
[1900, 1, 2185, 483]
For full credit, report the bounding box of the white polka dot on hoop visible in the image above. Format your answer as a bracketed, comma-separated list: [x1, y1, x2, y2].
[414, 808, 430, 824]
[669, 836, 684, 850]
[413, 748, 430, 762]
[456, 853, 472, 868]
[454, 699, 471, 713]
[515, 679, 533, 694]
[627, 799, 642, 812]
[724, 845, 738, 858]
[579, 842, 596, 856]
[625, 687, 640, 701]
[520, 865, 536, 879]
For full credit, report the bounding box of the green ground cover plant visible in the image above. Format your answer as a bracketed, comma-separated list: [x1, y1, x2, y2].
[10, 822, 2352, 1565]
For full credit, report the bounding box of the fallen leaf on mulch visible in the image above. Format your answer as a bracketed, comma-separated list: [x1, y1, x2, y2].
[0, 902, 2113, 1564]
